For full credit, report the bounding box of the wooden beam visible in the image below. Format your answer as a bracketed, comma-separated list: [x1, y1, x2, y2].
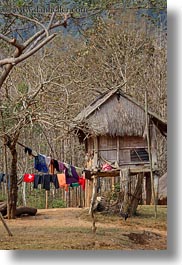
[129, 167, 153, 174]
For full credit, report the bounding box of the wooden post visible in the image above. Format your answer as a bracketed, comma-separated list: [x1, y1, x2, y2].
[22, 182, 26, 206]
[89, 176, 97, 233]
[145, 90, 157, 218]
[145, 172, 152, 205]
[0, 212, 13, 236]
[85, 179, 92, 207]
[121, 168, 130, 214]
[45, 190, 48, 209]
[130, 173, 143, 215]
[150, 124, 159, 205]
[154, 173, 159, 205]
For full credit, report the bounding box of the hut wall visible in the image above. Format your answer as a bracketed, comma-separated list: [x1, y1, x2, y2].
[98, 136, 117, 164]
[86, 135, 148, 168]
[119, 136, 148, 165]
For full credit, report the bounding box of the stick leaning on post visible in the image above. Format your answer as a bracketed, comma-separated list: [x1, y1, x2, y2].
[0, 212, 13, 236]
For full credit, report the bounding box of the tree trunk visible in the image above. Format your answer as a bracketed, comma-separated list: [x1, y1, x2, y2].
[5, 134, 19, 219]
[15, 206, 37, 217]
[8, 147, 18, 219]
[129, 173, 143, 216]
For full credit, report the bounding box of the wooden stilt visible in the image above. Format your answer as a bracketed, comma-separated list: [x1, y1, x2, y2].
[89, 176, 97, 233]
[0, 212, 13, 236]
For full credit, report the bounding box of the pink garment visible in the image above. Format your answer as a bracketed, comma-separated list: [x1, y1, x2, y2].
[102, 163, 112, 171]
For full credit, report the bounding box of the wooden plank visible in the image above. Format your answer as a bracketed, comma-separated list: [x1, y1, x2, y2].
[0, 212, 13, 236]
[96, 146, 147, 151]
[93, 170, 120, 178]
[129, 167, 152, 174]
[120, 161, 150, 165]
[93, 137, 99, 168]
[119, 136, 147, 148]
[92, 165, 155, 178]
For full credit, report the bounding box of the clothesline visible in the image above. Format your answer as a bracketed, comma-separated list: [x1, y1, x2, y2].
[1, 142, 92, 192]
[16, 142, 92, 185]
[17, 141, 86, 172]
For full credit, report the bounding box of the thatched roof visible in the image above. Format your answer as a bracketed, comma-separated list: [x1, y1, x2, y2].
[73, 88, 167, 139]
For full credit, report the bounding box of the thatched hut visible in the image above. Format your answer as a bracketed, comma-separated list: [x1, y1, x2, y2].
[73, 88, 167, 209]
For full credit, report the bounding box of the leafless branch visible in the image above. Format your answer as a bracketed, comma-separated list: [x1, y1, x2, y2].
[0, 33, 56, 66]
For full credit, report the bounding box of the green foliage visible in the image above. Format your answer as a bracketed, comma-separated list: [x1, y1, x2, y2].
[111, 182, 121, 201]
[51, 199, 66, 208]
[17, 82, 28, 94]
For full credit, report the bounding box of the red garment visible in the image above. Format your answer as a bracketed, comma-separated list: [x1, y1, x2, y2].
[79, 176, 85, 190]
[23, 174, 35, 183]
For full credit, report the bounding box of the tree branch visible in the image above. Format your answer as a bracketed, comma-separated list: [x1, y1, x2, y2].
[0, 33, 56, 66]
[0, 34, 24, 50]
[10, 13, 49, 37]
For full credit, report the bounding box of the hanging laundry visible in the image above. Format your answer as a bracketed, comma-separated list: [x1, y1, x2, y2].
[57, 173, 68, 191]
[49, 159, 55, 174]
[65, 163, 73, 177]
[79, 176, 86, 191]
[51, 174, 59, 189]
[65, 166, 79, 185]
[24, 147, 32, 156]
[34, 154, 49, 173]
[53, 159, 59, 172]
[41, 174, 51, 191]
[45, 156, 51, 168]
[75, 167, 82, 177]
[102, 163, 112, 171]
[33, 174, 42, 189]
[70, 182, 79, 188]
[58, 161, 66, 172]
[71, 166, 79, 180]
[57, 173, 66, 187]
[0, 173, 5, 182]
[23, 174, 35, 183]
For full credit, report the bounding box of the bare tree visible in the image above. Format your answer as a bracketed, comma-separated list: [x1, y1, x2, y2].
[0, 11, 71, 219]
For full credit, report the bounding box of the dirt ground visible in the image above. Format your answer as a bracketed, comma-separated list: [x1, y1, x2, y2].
[0, 206, 167, 250]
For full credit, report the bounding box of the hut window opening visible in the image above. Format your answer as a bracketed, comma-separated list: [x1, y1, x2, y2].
[130, 148, 149, 162]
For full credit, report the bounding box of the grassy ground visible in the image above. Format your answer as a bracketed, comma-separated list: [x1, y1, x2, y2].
[0, 205, 167, 250]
